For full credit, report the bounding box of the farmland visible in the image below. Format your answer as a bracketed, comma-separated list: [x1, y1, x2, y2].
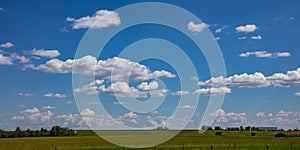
[0, 130, 300, 150]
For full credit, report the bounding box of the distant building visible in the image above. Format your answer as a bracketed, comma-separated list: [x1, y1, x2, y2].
[257, 127, 277, 131]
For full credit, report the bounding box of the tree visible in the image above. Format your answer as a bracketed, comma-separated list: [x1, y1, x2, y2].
[240, 126, 244, 131]
[214, 126, 222, 130]
[245, 126, 251, 131]
[15, 127, 21, 137]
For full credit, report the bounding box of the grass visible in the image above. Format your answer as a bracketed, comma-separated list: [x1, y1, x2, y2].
[0, 130, 299, 150]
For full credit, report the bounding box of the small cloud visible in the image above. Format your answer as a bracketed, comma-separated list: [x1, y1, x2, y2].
[295, 92, 300, 96]
[0, 7, 5, 12]
[236, 24, 258, 33]
[66, 101, 74, 104]
[187, 21, 209, 33]
[288, 17, 295, 20]
[18, 93, 34, 97]
[215, 37, 221, 41]
[193, 87, 231, 96]
[215, 25, 228, 33]
[239, 51, 291, 58]
[67, 10, 121, 29]
[238, 36, 247, 40]
[42, 106, 55, 110]
[177, 105, 195, 109]
[44, 93, 67, 98]
[0, 42, 14, 48]
[171, 91, 189, 96]
[191, 76, 199, 81]
[29, 48, 60, 58]
[251, 35, 262, 40]
[151, 111, 159, 114]
[113, 101, 126, 105]
[59, 26, 69, 32]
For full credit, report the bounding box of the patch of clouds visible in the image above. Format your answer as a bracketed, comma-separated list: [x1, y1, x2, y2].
[251, 35, 262, 40]
[18, 93, 34, 97]
[171, 91, 189, 96]
[210, 109, 247, 125]
[44, 93, 67, 98]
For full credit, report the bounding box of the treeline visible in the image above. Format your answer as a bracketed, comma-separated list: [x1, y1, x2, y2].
[0, 126, 77, 138]
[201, 125, 299, 131]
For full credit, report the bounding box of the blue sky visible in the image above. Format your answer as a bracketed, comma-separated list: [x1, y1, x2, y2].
[0, 0, 299, 130]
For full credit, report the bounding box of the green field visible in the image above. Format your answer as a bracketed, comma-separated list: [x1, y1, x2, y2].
[0, 130, 300, 150]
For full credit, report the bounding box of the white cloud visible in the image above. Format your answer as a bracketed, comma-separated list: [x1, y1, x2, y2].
[42, 106, 55, 110]
[0, 53, 13, 65]
[29, 49, 60, 58]
[67, 10, 121, 29]
[31, 56, 175, 82]
[116, 112, 138, 124]
[21, 107, 53, 122]
[177, 105, 195, 109]
[198, 72, 271, 88]
[113, 101, 127, 105]
[12, 116, 24, 120]
[0, 7, 4, 12]
[251, 35, 262, 40]
[256, 110, 300, 128]
[150, 89, 169, 97]
[137, 81, 159, 91]
[0, 42, 14, 48]
[267, 68, 300, 87]
[18, 93, 34, 97]
[210, 109, 247, 124]
[99, 82, 148, 98]
[187, 21, 209, 33]
[81, 108, 95, 117]
[238, 36, 247, 40]
[215, 37, 221, 41]
[193, 87, 231, 96]
[215, 25, 228, 33]
[66, 101, 74, 104]
[44, 93, 67, 98]
[295, 92, 300, 96]
[239, 51, 291, 58]
[236, 24, 258, 33]
[74, 80, 104, 95]
[171, 90, 189, 96]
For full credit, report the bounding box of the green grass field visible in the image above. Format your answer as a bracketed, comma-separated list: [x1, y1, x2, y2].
[0, 130, 299, 150]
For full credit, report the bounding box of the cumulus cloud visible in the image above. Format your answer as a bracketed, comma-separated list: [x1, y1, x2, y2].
[193, 87, 231, 96]
[67, 10, 121, 29]
[239, 51, 291, 58]
[198, 68, 300, 89]
[99, 82, 148, 98]
[137, 81, 159, 91]
[12, 116, 24, 120]
[44, 93, 67, 98]
[171, 90, 189, 96]
[116, 112, 138, 124]
[187, 21, 209, 33]
[267, 68, 300, 87]
[0, 42, 14, 48]
[0, 52, 29, 65]
[18, 93, 34, 97]
[21, 107, 53, 123]
[29, 49, 60, 58]
[256, 110, 300, 128]
[210, 109, 247, 124]
[74, 80, 104, 95]
[251, 35, 262, 40]
[235, 24, 258, 33]
[198, 72, 271, 88]
[31, 56, 175, 82]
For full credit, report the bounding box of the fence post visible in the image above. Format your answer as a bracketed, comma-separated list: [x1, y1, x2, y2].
[210, 145, 213, 150]
[266, 144, 268, 150]
[290, 141, 292, 150]
[234, 143, 236, 150]
[182, 144, 184, 150]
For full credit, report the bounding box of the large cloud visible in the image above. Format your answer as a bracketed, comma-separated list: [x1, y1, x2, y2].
[210, 109, 247, 125]
[67, 10, 121, 29]
[0, 52, 29, 65]
[267, 68, 300, 87]
[198, 72, 271, 88]
[31, 56, 175, 82]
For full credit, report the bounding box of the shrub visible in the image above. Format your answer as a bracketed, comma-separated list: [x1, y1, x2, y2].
[251, 132, 256, 136]
[215, 132, 222, 136]
[275, 132, 286, 137]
